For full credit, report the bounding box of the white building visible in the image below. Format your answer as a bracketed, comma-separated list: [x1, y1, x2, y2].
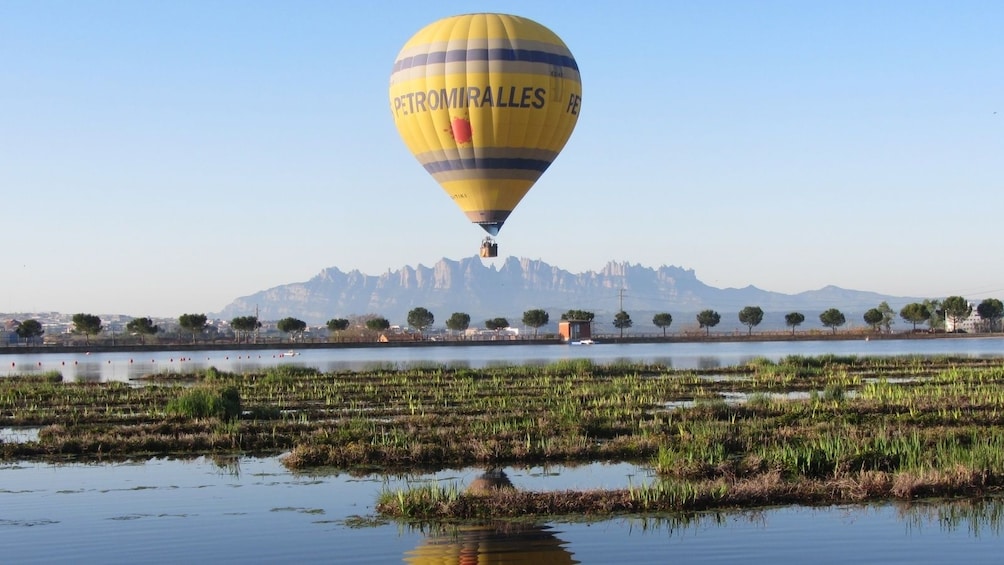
[944, 303, 986, 333]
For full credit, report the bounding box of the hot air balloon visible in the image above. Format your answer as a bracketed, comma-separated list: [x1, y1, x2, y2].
[389, 13, 582, 258]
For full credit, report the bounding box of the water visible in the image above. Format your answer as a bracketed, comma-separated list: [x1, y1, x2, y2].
[0, 427, 40, 443]
[3, 457, 1004, 564]
[3, 337, 1003, 382]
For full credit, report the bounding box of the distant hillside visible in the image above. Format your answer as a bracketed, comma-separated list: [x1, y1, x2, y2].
[214, 257, 918, 334]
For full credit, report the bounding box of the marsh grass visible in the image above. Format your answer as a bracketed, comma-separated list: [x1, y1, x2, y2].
[9, 354, 1004, 517]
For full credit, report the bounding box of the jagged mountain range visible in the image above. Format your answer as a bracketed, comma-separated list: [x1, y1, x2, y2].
[215, 257, 917, 332]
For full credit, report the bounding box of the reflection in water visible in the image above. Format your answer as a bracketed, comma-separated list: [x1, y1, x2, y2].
[209, 454, 242, 477]
[901, 498, 1004, 536]
[696, 356, 720, 370]
[618, 498, 1004, 539]
[623, 509, 769, 536]
[73, 362, 102, 383]
[0, 426, 42, 443]
[404, 469, 576, 564]
[650, 356, 674, 368]
[405, 522, 577, 565]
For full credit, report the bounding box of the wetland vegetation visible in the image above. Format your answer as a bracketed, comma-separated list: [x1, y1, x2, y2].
[5, 355, 1004, 519]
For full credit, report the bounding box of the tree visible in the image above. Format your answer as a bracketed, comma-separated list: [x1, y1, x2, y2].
[326, 318, 350, 341]
[612, 310, 633, 337]
[276, 317, 307, 342]
[877, 301, 895, 333]
[15, 319, 44, 345]
[561, 310, 595, 337]
[977, 298, 1004, 333]
[785, 312, 805, 335]
[485, 317, 510, 338]
[72, 313, 103, 344]
[863, 308, 884, 332]
[560, 310, 594, 322]
[942, 296, 972, 332]
[696, 310, 720, 336]
[445, 312, 471, 338]
[365, 317, 391, 332]
[231, 316, 261, 343]
[652, 313, 673, 337]
[178, 313, 208, 344]
[406, 307, 435, 337]
[126, 317, 160, 344]
[899, 302, 931, 331]
[522, 309, 549, 338]
[922, 299, 944, 331]
[819, 308, 846, 334]
[737, 306, 764, 335]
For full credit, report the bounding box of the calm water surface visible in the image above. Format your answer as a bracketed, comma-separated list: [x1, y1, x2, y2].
[3, 457, 1004, 564]
[4, 338, 1004, 563]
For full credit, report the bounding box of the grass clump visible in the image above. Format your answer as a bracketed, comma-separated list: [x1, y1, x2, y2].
[263, 365, 321, 384]
[202, 366, 240, 381]
[3, 370, 63, 384]
[165, 386, 241, 420]
[377, 482, 464, 518]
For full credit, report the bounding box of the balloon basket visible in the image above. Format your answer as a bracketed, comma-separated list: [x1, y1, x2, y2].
[480, 238, 498, 258]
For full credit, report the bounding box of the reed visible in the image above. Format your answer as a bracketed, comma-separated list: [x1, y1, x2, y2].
[377, 482, 463, 518]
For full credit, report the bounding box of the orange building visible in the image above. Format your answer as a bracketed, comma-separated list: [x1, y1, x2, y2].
[557, 320, 591, 342]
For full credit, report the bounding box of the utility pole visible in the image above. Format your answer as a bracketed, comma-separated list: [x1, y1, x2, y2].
[617, 288, 628, 338]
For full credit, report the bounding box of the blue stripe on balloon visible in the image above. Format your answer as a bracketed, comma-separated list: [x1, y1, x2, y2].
[423, 158, 552, 174]
[394, 48, 578, 73]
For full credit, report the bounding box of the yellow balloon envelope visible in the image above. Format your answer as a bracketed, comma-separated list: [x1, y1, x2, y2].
[390, 13, 582, 238]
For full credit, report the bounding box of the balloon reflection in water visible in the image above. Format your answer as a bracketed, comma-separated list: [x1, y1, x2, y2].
[405, 469, 577, 564]
[405, 521, 577, 565]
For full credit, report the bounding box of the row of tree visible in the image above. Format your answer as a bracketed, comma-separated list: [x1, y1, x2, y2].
[7, 296, 1000, 346]
[643, 296, 1004, 337]
[8, 313, 269, 346]
[320, 308, 553, 340]
[13, 314, 106, 345]
[375, 296, 1003, 340]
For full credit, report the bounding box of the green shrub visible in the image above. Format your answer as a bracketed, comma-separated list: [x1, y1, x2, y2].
[165, 386, 241, 420]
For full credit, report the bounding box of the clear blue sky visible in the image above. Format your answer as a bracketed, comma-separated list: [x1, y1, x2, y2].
[2, 1, 1002, 317]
